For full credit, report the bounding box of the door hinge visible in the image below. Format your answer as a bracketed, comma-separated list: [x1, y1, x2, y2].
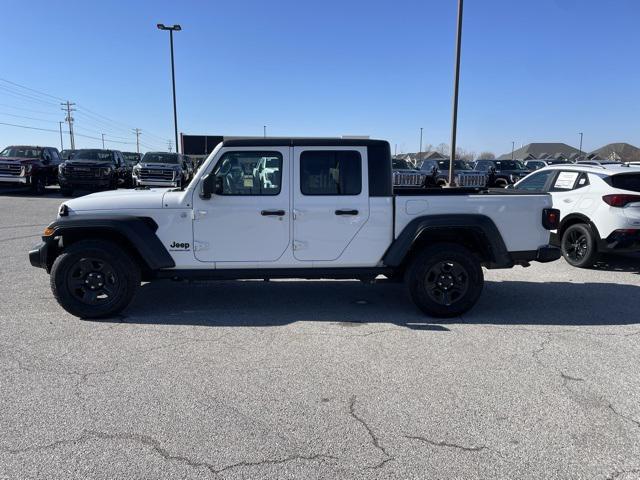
[194, 240, 210, 252]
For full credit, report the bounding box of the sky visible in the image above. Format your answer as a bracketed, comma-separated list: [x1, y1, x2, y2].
[0, 0, 638, 156]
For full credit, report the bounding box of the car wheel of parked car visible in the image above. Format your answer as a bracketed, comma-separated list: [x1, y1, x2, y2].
[30, 175, 46, 195]
[50, 239, 140, 319]
[561, 223, 598, 268]
[494, 178, 509, 188]
[406, 243, 484, 318]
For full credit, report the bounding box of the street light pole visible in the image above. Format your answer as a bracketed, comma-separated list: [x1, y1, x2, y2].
[157, 23, 182, 154]
[101, 133, 105, 149]
[448, 0, 464, 186]
[419, 127, 423, 156]
[58, 121, 64, 151]
[578, 132, 583, 156]
[264, 125, 267, 138]
[511, 141, 515, 160]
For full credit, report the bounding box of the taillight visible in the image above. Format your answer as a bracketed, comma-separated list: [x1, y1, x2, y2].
[542, 208, 560, 230]
[602, 194, 640, 207]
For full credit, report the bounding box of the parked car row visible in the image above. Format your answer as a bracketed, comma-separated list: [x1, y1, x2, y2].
[0, 145, 199, 196]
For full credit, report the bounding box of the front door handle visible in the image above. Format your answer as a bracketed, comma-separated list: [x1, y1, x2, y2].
[261, 209, 286, 216]
[335, 209, 359, 216]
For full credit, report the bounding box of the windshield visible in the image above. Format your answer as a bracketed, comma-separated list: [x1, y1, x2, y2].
[122, 153, 140, 165]
[142, 153, 179, 164]
[495, 160, 527, 170]
[73, 149, 113, 162]
[393, 159, 412, 170]
[436, 160, 472, 171]
[0, 146, 42, 158]
[61, 150, 76, 160]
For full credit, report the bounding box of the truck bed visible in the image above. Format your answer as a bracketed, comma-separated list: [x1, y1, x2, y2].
[393, 188, 553, 253]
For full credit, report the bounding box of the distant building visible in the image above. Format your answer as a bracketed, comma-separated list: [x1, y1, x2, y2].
[498, 143, 584, 161]
[393, 151, 447, 166]
[589, 143, 640, 162]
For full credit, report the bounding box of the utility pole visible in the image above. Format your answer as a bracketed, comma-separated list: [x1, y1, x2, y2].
[578, 132, 583, 156]
[101, 133, 105, 149]
[157, 23, 182, 153]
[511, 141, 515, 160]
[61, 101, 76, 150]
[419, 127, 423, 156]
[448, 0, 464, 187]
[394, 144, 397, 156]
[263, 125, 267, 138]
[58, 121, 64, 151]
[133, 128, 141, 154]
[167, 140, 173, 152]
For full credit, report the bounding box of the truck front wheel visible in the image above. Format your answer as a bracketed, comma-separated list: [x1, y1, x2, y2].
[50, 240, 140, 319]
[406, 243, 484, 318]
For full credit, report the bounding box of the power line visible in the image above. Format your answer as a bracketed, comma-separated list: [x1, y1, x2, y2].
[0, 120, 61, 133]
[0, 86, 61, 107]
[0, 103, 61, 116]
[0, 78, 66, 102]
[0, 111, 59, 123]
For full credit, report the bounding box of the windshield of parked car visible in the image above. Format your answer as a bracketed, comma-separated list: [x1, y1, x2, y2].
[436, 160, 472, 171]
[73, 150, 113, 162]
[605, 173, 640, 193]
[494, 160, 527, 170]
[142, 153, 179, 164]
[0, 146, 42, 158]
[61, 150, 76, 160]
[393, 159, 412, 170]
[122, 153, 140, 165]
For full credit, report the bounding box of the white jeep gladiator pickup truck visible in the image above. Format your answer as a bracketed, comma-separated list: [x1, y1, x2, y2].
[29, 138, 560, 319]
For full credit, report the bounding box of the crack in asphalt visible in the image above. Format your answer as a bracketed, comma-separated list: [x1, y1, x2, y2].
[3, 429, 335, 477]
[348, 396, 393, 469]
[404, 435, 487, 452]
[608, 404, 640, 429]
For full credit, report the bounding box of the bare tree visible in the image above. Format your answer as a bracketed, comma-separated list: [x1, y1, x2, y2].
[478, 151, 496, 160]
[436, 143, 449, 155]
[455, 147, 475, 161]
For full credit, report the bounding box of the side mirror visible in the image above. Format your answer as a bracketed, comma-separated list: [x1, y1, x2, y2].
[200, 173, 215, 199]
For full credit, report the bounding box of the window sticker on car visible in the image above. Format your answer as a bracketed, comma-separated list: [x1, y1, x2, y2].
[554, 171, 579, 189]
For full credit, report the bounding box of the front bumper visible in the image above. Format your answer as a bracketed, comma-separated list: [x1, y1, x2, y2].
[0, 175, 27, 184]
[59, 177, 111, 188]
[29, 239, 52, 270]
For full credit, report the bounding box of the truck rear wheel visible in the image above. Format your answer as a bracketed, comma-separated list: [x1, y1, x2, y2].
[50, 240, 140, 319]
[406, 243, 484, 318]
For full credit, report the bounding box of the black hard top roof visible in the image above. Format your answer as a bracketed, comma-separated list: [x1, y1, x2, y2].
[221, 137, 389, 148]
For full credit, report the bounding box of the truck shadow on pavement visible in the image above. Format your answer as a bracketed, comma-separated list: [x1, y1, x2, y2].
[112, 279, 640, 329]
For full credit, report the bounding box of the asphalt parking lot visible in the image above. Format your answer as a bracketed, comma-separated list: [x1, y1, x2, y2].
[1, 186, 640, 480]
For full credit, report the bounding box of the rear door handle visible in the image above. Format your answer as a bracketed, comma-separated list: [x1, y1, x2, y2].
[335, 209, 359, 216]
[261, 209, 286, 216]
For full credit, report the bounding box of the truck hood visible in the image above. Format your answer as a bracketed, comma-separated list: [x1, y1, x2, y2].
[0, 157, 38, 164]
[63, 160, 114, 168]
[63, 188, 170, 213]
[136, 162, 180, 169]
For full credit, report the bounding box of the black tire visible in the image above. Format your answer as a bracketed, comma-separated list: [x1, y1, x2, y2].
[494, 178, 509, 188]
[60, 187, 73, 197]
[561, 223, 598, 268]
[50, 239, 140, 318]
[406, 243, 484, 318]
[30, 175, 46, 195]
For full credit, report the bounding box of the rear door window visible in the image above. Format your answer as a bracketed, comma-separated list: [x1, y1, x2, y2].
[605, 173, 640, 193]
[300, 150, 362, 195]
[514, 170, 554, 191]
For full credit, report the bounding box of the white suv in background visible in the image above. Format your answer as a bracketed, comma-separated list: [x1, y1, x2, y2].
[513, 164, 640, 267]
